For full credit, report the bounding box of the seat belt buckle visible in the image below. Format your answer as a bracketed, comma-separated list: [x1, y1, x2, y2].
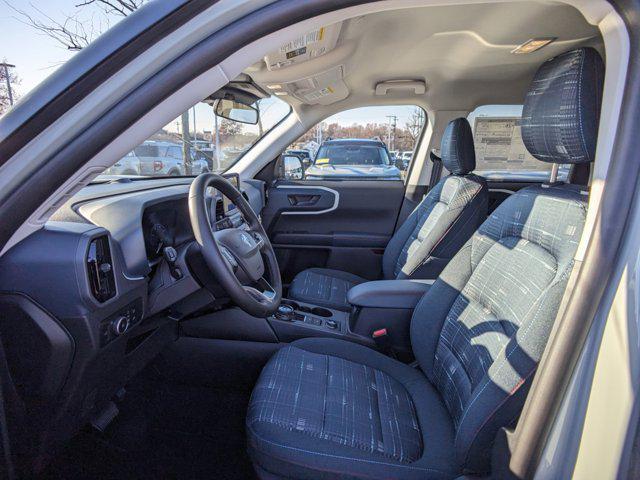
[372, 328, 396, 358]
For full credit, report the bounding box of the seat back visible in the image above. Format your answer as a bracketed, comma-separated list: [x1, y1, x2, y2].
[383, 118, 488, 280]
[410, 47, 604, 473]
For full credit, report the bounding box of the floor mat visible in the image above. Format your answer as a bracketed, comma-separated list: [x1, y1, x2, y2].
[40, 379, 256, 480]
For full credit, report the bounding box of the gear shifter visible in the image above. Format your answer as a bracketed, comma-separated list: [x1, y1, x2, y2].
[274, 304, 295, 321]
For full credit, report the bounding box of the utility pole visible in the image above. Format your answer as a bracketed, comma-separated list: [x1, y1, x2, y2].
[386, 115, 398, 151]
[181, 111, 192, 175]
[0, 62, 16, 106]
[192, 106, 197, 140]
[214, 113, 221, 172]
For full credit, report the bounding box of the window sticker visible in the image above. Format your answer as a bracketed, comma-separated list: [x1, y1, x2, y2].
[473, 117, 547, 172]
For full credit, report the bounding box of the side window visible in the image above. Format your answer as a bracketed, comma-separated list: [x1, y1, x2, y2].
[283, 105, 426, 181]
[467, 105, 568, 181]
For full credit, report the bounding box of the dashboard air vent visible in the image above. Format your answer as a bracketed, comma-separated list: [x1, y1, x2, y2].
[86, 235, 116, 303]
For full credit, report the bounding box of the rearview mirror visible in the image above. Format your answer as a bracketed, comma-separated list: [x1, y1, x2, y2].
[215, 99, 259, 125]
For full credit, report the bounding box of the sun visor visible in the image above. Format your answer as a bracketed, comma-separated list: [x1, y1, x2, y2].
[264, 24, 342, 71]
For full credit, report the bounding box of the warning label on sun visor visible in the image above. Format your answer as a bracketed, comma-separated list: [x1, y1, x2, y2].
[280, 28, 325, 54]
[473, 118, 547, 171]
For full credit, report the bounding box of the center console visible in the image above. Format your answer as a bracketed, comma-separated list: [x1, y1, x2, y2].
[267, 299, 356, 344]
[267, 279, 434, 359]
[180, 280, 434, 361]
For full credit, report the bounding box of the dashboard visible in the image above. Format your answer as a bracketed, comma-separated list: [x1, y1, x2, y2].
[0, 175, 266, 464]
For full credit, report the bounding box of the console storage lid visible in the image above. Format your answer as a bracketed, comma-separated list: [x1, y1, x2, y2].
[347, 279, 434, 309]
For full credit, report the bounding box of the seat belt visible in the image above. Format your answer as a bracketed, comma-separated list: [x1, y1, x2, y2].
[428, 150, 443, 192]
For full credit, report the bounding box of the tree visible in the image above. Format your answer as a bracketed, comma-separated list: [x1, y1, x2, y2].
[0, 61, 20, 115]
[218, 119, 243, 140]
[406, 107, 426, 144]
[7, 1, 148, 51]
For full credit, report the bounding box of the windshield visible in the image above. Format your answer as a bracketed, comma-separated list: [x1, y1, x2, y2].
[98, 95, 290, 179]
[314, 144, 390, 166]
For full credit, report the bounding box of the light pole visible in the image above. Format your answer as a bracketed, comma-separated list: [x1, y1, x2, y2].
[386, 115, 397, 151]
[0, 62, 16, 107]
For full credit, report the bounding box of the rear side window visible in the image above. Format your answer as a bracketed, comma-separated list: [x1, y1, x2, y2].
[467, 105, 568, 181]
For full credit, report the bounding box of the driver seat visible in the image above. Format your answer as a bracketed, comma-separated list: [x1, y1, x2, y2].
[247, 48, 603, 479]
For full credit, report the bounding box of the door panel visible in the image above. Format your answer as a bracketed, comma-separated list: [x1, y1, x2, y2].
[263, 180, 405, 283]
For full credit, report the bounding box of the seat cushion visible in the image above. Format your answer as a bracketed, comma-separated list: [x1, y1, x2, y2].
[247, 338, 458, 480]
[288, 268, 367, 311]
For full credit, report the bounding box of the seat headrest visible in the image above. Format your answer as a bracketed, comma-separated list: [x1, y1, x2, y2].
[522, 47, 604, 164]
[441, 117, 476, 175]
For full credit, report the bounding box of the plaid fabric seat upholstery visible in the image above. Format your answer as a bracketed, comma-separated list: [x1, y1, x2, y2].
[287, 268, 367, 311]
[413, 183, 589, 471]
[248, 344, 423, 463]
[248, 48, 603, 479]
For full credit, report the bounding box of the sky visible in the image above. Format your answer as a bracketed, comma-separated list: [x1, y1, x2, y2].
[0, 0, 117, 95]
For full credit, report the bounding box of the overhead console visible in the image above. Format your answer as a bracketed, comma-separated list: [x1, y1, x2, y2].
[250, 22, 351, 106]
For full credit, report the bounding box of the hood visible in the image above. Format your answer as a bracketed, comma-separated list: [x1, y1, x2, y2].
[305, 164, 401, 179]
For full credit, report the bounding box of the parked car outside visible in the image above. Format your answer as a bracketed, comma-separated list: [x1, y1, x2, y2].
[102, 150, 141, 176]
[400, 150, 413, 169]
[305, 138, 402, 180]
[133, 141, 184, 176]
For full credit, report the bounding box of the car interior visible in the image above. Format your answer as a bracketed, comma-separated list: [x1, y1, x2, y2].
[0, 0, 632, 479]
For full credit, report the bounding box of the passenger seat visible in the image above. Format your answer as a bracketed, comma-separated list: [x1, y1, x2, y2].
[288, 118, 488, 310]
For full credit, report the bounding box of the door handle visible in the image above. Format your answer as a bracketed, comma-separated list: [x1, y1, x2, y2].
[287, 194, 320, 207]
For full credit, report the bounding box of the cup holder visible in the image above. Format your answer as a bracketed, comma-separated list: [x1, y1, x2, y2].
[282, 300, 300, 310]
[310, 307, 332, 318]
[281, 300, 333, 318]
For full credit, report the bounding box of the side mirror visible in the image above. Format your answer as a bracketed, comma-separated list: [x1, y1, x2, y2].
[214, 98, 259, 124]
[275, 154, 304, 180]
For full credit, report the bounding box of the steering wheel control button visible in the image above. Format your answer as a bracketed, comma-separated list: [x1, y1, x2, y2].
[275, 304, 295, 321]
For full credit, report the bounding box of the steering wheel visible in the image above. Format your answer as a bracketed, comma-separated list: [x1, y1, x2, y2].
[188, 173, 282, 317]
